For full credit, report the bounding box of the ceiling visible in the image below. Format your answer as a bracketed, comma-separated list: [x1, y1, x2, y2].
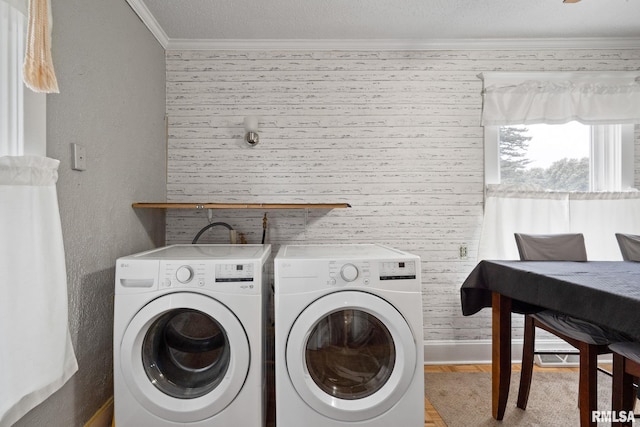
[126, 0, 640, 49]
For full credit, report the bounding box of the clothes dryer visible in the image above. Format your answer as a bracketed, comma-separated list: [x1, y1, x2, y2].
[274, 244, 424, 427]
[114, 244, 271, 427]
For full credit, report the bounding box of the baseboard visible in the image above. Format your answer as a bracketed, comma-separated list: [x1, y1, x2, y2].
[84, 396, 114, 427]
[422, 339, 603, 365]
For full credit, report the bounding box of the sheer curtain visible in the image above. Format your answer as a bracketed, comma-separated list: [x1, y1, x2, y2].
[1, 2, 76, 424]
[478, 186, 640, 261]
[0, 157, 78, 426]
[478, 187, 570, 260]
[478, 72, 640, 260]
[590, 124, 625, 191]
[570, 192, 640, 260]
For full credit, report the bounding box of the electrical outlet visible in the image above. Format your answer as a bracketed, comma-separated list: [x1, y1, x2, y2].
[72, 143, 86, 171]
[459, 245, 468, 259]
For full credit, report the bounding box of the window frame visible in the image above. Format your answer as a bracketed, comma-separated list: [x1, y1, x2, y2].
[484, 123, 635, 191]
[1, 0, 46, 157]
[23, 86, 46, 156]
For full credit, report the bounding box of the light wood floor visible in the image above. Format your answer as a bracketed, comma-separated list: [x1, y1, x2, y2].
[423, 364, 587, 427]
[259, 362, 592, 427]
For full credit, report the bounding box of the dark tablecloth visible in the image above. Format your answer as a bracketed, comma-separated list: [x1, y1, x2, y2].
[460, 260, 640, 340]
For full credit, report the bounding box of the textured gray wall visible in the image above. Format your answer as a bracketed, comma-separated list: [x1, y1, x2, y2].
[13, 0, 166, 426]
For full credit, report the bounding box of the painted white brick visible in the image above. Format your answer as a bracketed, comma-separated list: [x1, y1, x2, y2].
[165, 48, 640, 344]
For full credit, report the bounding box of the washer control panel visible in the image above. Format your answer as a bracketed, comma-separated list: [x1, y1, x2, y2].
[159, 261, 256, 292]
[161, 262, 208, 288]
[215, 263, 254, 282]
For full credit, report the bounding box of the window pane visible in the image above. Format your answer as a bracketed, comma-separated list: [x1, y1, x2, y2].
[499, 122, 590, 191]
[1, 1, 26, 156]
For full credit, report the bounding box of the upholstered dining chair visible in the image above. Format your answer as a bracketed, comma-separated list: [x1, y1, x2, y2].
[514, 233, 625, 427]
[615, 233, 640, 261]
[610, 341, 640, 427]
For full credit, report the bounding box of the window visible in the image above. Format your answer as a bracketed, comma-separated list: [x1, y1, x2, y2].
[484, 122, 635, 192]
[1, 0, 46, 157]
[478, 72, 640, 261]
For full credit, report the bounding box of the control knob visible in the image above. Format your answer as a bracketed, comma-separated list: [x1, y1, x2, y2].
[340, 264, 359, 282]
[176, 265, 194, 283]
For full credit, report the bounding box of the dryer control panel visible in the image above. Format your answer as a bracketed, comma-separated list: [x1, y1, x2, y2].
[275, 244, 421, 294]
[326, 260, 417, 286]
[328, 261, 371, 286]
[379, 260, 417, 280]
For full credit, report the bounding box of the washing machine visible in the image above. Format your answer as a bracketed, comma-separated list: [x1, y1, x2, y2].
[274, 244, 424, 427]
[114, 244, 271, 427]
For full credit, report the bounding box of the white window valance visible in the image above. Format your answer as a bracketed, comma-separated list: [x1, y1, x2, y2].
[479, 72, 640, 126]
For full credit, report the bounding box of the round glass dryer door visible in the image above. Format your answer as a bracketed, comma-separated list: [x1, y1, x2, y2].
[305, 309, 395, 400]
[120, 293, 250, 423]
[286, 291, 417, 422]
[142, 309, 230, 399]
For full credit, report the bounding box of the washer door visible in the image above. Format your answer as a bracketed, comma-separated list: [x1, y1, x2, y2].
[286, 291, 417, 422]
[120, 292, 250, 423]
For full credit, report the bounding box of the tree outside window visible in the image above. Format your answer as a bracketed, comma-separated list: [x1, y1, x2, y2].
[499, 124, 590, 192]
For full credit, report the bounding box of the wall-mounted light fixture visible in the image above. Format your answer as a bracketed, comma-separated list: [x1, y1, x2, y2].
[244, 116, 259, 146]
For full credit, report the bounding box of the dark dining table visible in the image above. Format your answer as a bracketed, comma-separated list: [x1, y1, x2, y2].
[460, 260, 640, 421]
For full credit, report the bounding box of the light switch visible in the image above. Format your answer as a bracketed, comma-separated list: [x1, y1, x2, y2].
[72, 143, 86, 171]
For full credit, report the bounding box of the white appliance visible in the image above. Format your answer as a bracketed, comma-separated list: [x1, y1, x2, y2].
[114, 244, 271, 427]
[274, 244, 424, 427]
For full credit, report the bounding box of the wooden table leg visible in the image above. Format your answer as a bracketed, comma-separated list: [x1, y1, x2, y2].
[492, 292, 512, 420]
[578, 342, 597, 427]
[612, 353, 638, 427]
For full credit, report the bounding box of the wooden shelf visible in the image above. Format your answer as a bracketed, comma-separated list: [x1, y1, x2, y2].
[132, 202, 351, 210]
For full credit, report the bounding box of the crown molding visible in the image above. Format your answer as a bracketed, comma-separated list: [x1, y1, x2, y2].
[164, 37, 640, 51]
[125, 0, 169, 48]
[123, 3, 640, 52]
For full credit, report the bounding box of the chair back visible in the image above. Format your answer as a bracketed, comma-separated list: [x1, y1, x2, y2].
[514, 233, 588, 261]
[615, 233, 640, 261]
